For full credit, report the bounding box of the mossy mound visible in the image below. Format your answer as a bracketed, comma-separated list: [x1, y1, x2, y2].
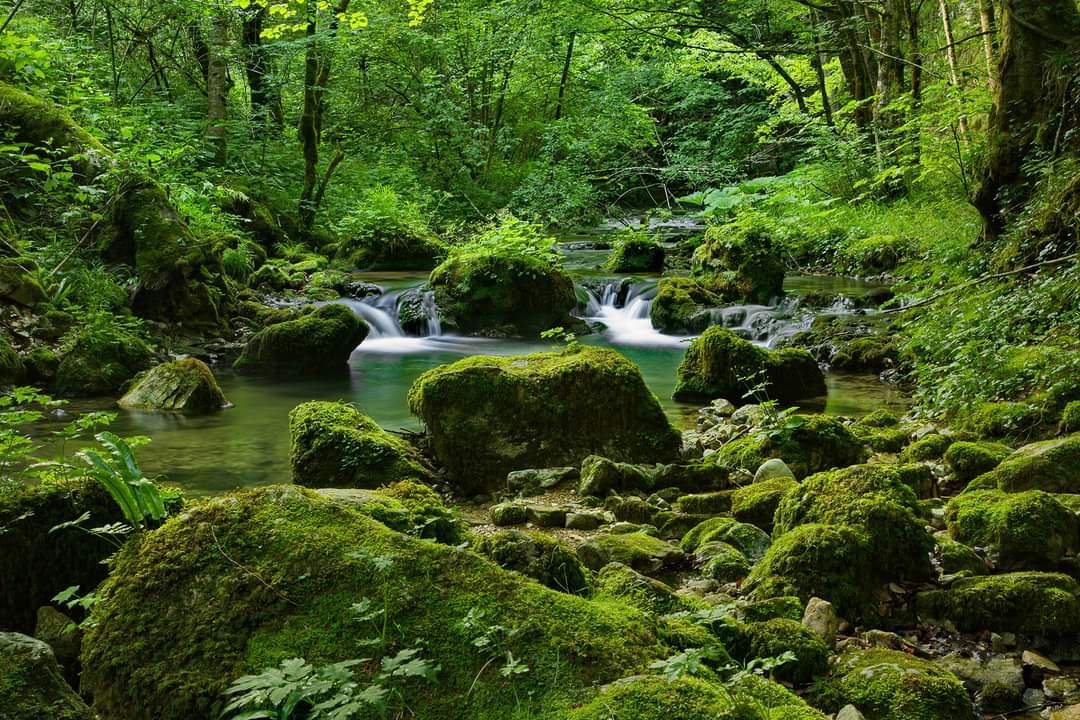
[577, 532, 685, 574]
[680, 517, 771, 562]
[649, 277, 723, 334]
[914, 572, 1080, 636]
[234, 304, 368, 375]
[578, 455, 726, 497]
[935, 536, 988, 576]
[0, 633, 92, 720]
[1061, 401, 1080, 434]
[735, 618, 830, 685]
[0, 334, 24, 386]
[772, 464, 933, 583]
[691, 216, 785, 304]
[341, 233, 447, 271]
[830, 334, 900, 372]
[409, 346, 681, 495]
[673, 327, 825, 404]
[607, 236, 665, 272]
[731, 477, 798, 531]
[946, 490, 1076, 568]
[593, 562, 695, 615]
[944, 441, 1012, 483]
[858, 410, 901, 429]
[429, 252, 576, 338]
[117, 358, 227, 413]
[289, 401, 432, 488]
[0, 256, 46, 307]
[966, 434, 1080, 493]
[712, 415, 867, 479]
[54, 323, 154, 398]
[695, 541, 752, 582]
[812, 648, 972, 720]
[249, 262, 301, 292]
[746, 524, 876, 621]
[957, 401, 1044, 439]
[566, 676, 760, 720]
[318, 481, 465, 545]
[473, 529, 591, 596]
[899, 433, 953, 462]
[82, 486, 677, 720]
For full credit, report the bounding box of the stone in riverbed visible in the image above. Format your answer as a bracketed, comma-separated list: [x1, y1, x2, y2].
[578, 455, 727, 498]
[0, 632, 92, 720]
[234, 303, 368, 375]
[945, 489, 1076, 568]
[914, 572, 1080, 636]
[801, 597, 839, 649]
[753, 458, 795, 483]
[118, 358, 227, 412]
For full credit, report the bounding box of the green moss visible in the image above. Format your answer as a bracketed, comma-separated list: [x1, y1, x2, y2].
[934, 537, 987, 576]
[289, 401, 431, 488]
[914, 572, 1080, 636]
[731, 478, 797, 531]
[831, 335, 900, 372]
[899, 434, 953, 462]
[0, 633, 92, 720]
[970, 434, 1080, 493]
[0, 256, 46, 307]
[837, 234, 912, 274]
[696, 542, 752, 582]
[234, 304, 368, 375]
[594, 562, 696, 615]
[567, 676, 761, 720]
[54, 315, 154, 397]
[746, 524, 876, 622]
[680, 517, 771, 562]
[772, 464, 933, 583]
[607, 235, 665, 272]
[1061, 400, 1080, 434]
[580, 455, 726, 497]
[853, 425, 910, 453]
[729, 674, 828, 719]
[0, 334, 24, 386]
[943, 441, 1012, 483]
[82, 486, 677, 720]
[650, 277, 722, 333]
[673, 327, 825, 404]
[736, 618, 830, 685]
[957, 401, 1044, 439]
[248, 263, 300, 291]
[409, 345, 681, 495]
[474, 529, 591, 596]
[677, 490, 735, 515]
[712, 415, 867, 479]
[578, 531, 684, 574]
[858, 410, 901, 428]
[894, 464, 934, 499]
[812, 648, 971, 720]
[320, 480, 465, 544]
[945, 490, 1076, 568]
[692, 213, 785, 304]
[117, 358, 227, 413]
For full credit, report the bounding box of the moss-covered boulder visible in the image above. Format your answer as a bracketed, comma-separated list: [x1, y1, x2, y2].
[967, 434, 1080, 493]
[54, 320, 154, 397]
[289, 401, 432, 488]
[673, 327, 825, 404]
[81, 485, 680, 720]
[731, 477, 798, 531]
[649, 277, 723, 334]
[696, 541, 752, 582]
[680, 517, 771, 562]
[0, 333, 24, 386]
[957, 401, 1044, 439]
[340, 231, 447, 272]
[117, 358, 227, 413]
[318, 481, 464, 544]
[0, 256, 46, 307]
[735, 618, 830, 685]
[593, 562, 694, 615]
[692, 216, 785, 304]
[0, 632, 92, 720]
[409, 346, 681, 495]
[712, 414, 867, 479]
[607, 235, 665, 272]
[944, 441, 1013, 483]
[899, 433, 954, 462]
[914, 572, 1080, 636]
[578, 455, 726, 497]
[577, 532, 685, 574]
[474, 529, 591, 596]
[234, 304, 368, 375]
[772, 464, 934, 583]
[946, 490, 1076, 568]
[935, 536, 988, 576]
[812, 648, 972, 720]
[1061, 401, 1080, 434]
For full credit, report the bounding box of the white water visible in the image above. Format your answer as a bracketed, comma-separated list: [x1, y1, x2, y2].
[578, 282, 690, 348]
[336, 290, 459, 355]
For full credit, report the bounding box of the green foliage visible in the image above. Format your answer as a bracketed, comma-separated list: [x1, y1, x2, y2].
[79, 431, 165, 530]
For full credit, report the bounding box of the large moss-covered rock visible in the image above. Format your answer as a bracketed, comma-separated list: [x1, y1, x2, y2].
[648, 278, 722, 334]
[0, 632, 92, 720]
[118, 358, 227, 413]
[409, 346, 681, 494]
[946, 490, 1076, 568]
[577, 532, 685, 574]
[317, 481, 465, 545]
[712, 414, 867, 479]
[944, 441, 1013, 483]
[289, 401, 432, 488]
[81, 486, 677, 720]
[594, 562, 694, 615]
[340, 231, 447, 271]
[234, 304, 368, 375]
[607, 235, 665, 272]
[967, 434, 1080, 493]
[674, 327, 825, 404]
[692, 216, 785, 304]
[732, 477, 798, 531]
[54, 320, 154, 397]
[681, 517, 771, 561]
[0, 256, 46, 307]
[735, 618, 830, 685]
[812, 648, 972, 720]
[773, 464, 934, 583]
[915, 572, 1080, 636]
[0, 333, 24, 386]
[474, 529, 591, 596]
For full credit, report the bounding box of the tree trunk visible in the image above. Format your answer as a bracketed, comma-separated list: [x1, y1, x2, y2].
[811, 10, 834, 127]
[206, 13, 228, 165]
[973, 0, 1080, 242]
[242, 6, 282, 127]
[979, 0, 998, 93]
[939, 0, 969, 138]
[554, 31, 575, 121]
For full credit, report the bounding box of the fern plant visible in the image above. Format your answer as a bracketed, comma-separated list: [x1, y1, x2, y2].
[79, 431, 166, 530]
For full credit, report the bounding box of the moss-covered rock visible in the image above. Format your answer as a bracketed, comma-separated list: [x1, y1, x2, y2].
[692, 215, 785, 304]
[944, 441, 1012, 483]
[474, 529, 591, 596]
[289, 401, 432, 488]
[0, 632, 92, 720]
[812, 648, 972, 720]
[736, 618, 830, 685]
[1061, 401, 1080, 434]
[899, 433, 953, 462]
[249, 262, 301, 291]
[117, 358, 227, 413]
[578, 455, 726, 497]
[577, 532, 685, 574]
[731, 477, 798, 531]
[830, 335, 900, 372]
[673, 327, 825, 404]
[966, 434, 1080, 493]
[852, 424, 910, 454]
[935, 536, 988, 576]
[318, 481, 464, 544]
[0, 333, 24, 386]
[680, 517, 771, 562]
[54, 319, 154, 397]
[914, 572, 1080, 636]
[81, 485, 680, 720]
[234, 304, 368, 375]
[729, 673, 829, 719]
[677, 490, 735, 515]
[649, 277, 723, 334]
[409, 346, 681, 495]
[696, 541, 752, 582]
[567, 676, 758, 720]
[713, 415, 868, 480]
[0, 256, 46, 307]
[958, 401, 1045, 439]
[858, 410, 901, 429]
[607, 235, 665, 272]
[772, 464, 933, 583]
[341, 233, 447, 271]
[945, 490, 1076, 568]
[594, 562, 695, 615]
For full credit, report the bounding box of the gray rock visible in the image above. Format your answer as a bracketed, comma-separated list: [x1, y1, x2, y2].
[710, 398, 736, 416]
[836, 706, 866, 720]
[753, 458, 796, 483]
[506, 467, 578, 497]
[33, 606, 80, 667]
[565, 511, 606, 531]
[0, 632, 92, 720]
[802, 597, 839, 648]
[525, 505, 566, 527]
[731, 404, 765, 427]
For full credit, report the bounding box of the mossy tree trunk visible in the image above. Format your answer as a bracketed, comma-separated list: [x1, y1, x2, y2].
[206, 11, 229, 165]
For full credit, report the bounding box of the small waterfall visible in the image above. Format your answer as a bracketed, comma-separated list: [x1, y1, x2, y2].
[335, 286, 446, 354]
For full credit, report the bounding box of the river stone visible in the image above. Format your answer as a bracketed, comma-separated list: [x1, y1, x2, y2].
[753, 458, 796, 483]
[33, 606, 80, 667]
[525, 505, 567, 527]
[507, 467, 578, 496]
[936, 652, 1023, 713]
[801, 597, 839, 648]
[118, 357, 227, 413]
[490, 501, 527, 526]
[234, 303, 369, 375]
[969, 434, 1080, 493]
[0, 632, 92, 720]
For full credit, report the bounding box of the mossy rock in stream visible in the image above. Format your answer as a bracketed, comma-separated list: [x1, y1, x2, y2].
[289, 401, 433, 488]
[711, 414, 867, 480]
[691, 216, 785, 304]
[234, 304, 368, 376]
[945, 490, 1076, 568]
[118, 358, 227, 413]
[0, 632, 92, 720]
[606, 234, 665, 272]
[673, 327, 825, 404]
[914, 572, 1080, 636]
[317, 480, 465, 544]
[731, 477, 798, 532]
[964, 434, 1080, 493]
[408, 345, 681, 495]
[649, 277, 723, 334]
[81, 485, 677, 720]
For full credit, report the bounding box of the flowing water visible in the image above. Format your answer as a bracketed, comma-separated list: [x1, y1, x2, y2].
[34, 260, 908, 496]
